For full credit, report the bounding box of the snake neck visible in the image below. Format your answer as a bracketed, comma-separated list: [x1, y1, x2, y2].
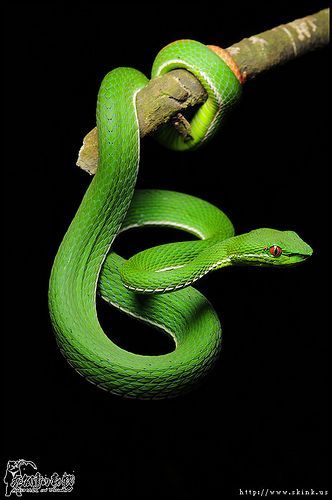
[120, 237, 232, 294]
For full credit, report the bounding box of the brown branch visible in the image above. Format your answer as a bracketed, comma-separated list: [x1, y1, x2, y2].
[227, 8, 329, 81]
[77, 69, 207, 174]
[77, 8, 329, 175]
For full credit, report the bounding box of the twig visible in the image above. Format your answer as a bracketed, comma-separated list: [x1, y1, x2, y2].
[227, 8, 329, 81]
[77, 8, 329, 175]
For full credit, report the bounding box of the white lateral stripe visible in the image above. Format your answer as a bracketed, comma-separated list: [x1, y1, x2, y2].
[120, 220, 206, 239]
[101, 297, 178, 347]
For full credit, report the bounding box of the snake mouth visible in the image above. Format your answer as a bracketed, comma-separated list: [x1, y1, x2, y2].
[283, 255, 312, 266]
[231, 246, 313, 267]
[275, 248, 313, 266]
[293, 251, 313, 259]
[290, 243, 313, 260]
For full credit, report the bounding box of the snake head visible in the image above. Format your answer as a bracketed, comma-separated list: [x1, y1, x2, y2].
[229, 228, 313, 267]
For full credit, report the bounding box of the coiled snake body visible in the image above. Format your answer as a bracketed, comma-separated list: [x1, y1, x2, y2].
[49, 40, 312, 399]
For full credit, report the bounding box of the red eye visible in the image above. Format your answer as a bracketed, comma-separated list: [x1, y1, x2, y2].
[269, 245, 282, 257]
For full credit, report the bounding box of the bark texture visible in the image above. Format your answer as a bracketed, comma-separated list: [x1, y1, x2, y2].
[77, 8, 329, 175]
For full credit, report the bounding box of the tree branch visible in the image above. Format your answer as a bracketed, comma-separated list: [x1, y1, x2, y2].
[77, 69, 207, 174]
[77, 8, 329, 175]
[227, 8, 329, 81]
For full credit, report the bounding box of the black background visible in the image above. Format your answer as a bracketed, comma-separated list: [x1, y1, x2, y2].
[2, 2, 329, 498]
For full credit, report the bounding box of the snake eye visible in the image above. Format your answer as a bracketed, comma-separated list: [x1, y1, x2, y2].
[269, 245, 282, 257]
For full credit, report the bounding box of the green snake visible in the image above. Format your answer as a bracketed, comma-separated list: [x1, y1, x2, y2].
[48, 40, 313, 399]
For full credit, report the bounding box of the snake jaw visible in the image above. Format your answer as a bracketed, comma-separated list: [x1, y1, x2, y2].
[226, 229, 313, 267]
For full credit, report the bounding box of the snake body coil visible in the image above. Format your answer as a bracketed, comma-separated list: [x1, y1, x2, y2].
[49, 40, 312, 399]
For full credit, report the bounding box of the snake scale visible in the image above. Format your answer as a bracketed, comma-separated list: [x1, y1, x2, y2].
[48, 40, 312, 399]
